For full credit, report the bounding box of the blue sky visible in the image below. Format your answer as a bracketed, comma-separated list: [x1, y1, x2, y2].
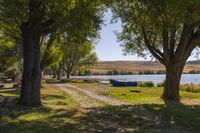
[95, 10, 198, 61]
[95, 10, 146, 61]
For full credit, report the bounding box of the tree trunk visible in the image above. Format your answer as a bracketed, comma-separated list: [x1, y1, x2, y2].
[19, 24, 41, 107]
[66, 70, 71, 79]
[162, 61, 184, 102]
[51, 67, 57, 79]
[56, 69, 61, 80]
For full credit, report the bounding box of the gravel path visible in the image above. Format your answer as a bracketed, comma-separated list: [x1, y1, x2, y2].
[55, 84, 127, 108]
[55, 84, 105, 108]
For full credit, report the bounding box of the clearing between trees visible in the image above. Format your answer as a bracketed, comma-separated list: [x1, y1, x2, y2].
[0, 83, 200, 133]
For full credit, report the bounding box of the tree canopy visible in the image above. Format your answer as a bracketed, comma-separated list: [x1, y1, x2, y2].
[0, 0, 106, 106]
[60, 36, 98, 79]
[112, 0, 200, 102]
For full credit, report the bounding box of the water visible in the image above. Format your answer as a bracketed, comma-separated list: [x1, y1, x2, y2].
[72, 74, 200, 84]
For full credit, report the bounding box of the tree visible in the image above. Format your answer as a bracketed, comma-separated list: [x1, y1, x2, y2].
[0, 0, 104, 106]
[61, 38, 98, 79]
[112, 0, 200, 102]
[40, 36, 62, 72]
[0, 38, 19, 72]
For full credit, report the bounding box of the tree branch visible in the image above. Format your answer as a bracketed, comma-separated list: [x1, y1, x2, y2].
[169, 27, 176, 57]
[175, 22, 195, 57]
[162, 20, 170, 62]
[142, 27, 165, 65]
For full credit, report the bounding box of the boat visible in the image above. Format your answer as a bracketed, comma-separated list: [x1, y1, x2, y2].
[110, 79, 137, 87]
[98, 81, 110, 85]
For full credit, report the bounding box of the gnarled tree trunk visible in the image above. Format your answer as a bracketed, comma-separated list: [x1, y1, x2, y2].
[51, 67, 57, 79]
[163, 60, 185, 102]
[19, 24, 41, 107]
[66, 70, 71, 79]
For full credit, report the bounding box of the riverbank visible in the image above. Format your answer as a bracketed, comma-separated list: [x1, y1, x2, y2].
[71, 74, 200, 84]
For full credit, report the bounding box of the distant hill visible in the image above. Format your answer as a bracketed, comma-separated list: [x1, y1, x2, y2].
[90, 60, 200, 74]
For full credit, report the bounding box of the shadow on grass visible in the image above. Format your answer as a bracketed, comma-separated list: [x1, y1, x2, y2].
[42, 94, 66, 100]
[0, 106, 80, 133]
[1, 103, 199, 133]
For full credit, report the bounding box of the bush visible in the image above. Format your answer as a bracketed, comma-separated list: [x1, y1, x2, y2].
[188, 70, 200, 74]
[180, 84, 200, 93]
[138, 70, 155, 75]
[157, 81, 165, 87]
[156, 70, 166, 74]
[84, 70, 92, 76]
[113, 69, 120, 75]
[143, 70, 155, 75]
[139, 81, 154, 87]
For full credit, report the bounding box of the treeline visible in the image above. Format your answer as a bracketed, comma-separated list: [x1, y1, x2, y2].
[106, 70, 166, 75]
[96, 69, 200, 75]
[188, 70, 200, 74]
[107, 70, 134, 75]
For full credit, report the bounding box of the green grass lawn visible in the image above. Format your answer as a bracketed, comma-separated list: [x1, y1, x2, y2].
[0, 86, 85, 133]
[97, 85, 200, 104]
[70, 83, 200, 132]
[0, 84, 200, 133]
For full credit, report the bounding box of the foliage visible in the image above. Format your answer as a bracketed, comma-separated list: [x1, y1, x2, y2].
[60, 37, 98, 78]
[188, 70, 200, 74]
[112, 0, 200, 101]
[0, 40, 19, 72]
[112, 0, 200, 60]
[180, 84, 200, 93]
[156, 70, 166, 74]
[107, 70, 133, 75]
[41, 41, 63, 71]
[139, 81, 155, 87]
[157, 81, 165, 87]
[84, 70, 92, 76]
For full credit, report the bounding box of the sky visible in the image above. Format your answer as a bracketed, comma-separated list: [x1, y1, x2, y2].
[95, 10, 147, 61]
[95, 10, 198, 61]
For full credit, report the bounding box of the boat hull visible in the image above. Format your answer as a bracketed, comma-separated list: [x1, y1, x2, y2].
[110, 79, 137, 87]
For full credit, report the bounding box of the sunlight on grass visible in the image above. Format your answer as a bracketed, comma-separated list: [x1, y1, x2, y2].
[97, 85, 200, 105]
[1, 84, 200, 133]
[69, 83, 200, 105]
[0, 85, 84, 133]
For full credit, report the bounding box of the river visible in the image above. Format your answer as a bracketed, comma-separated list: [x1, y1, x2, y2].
[72, 74, 200, 84]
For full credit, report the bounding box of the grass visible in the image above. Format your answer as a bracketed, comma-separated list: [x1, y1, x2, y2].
[0, 83, 200, 133]
[180, 83, 200, 93]
[71, 83, 200, 132]
[0, 85, 84, 133]
[69, 83, 200, 104]
[138, 81, 155, 87]
[98, 85, 200, 104]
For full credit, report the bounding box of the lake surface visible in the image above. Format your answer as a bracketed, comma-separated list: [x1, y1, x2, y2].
[72, 74, 200, 84]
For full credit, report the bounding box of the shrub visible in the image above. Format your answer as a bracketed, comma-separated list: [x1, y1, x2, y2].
[180, 84, 200, 93]
[139, 81, 154, 87]
[188, 70, 200, 74]
[113, 69, 120, 75]
[156, 70, 166, 74]
[84, 70, 92, 76]
[157, 81, 165, 87]
[143, 70, 155, 75]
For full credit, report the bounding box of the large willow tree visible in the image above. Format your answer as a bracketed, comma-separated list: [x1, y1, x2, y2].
[112, 0, 200, 102]
[0, 0, 105, 106]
